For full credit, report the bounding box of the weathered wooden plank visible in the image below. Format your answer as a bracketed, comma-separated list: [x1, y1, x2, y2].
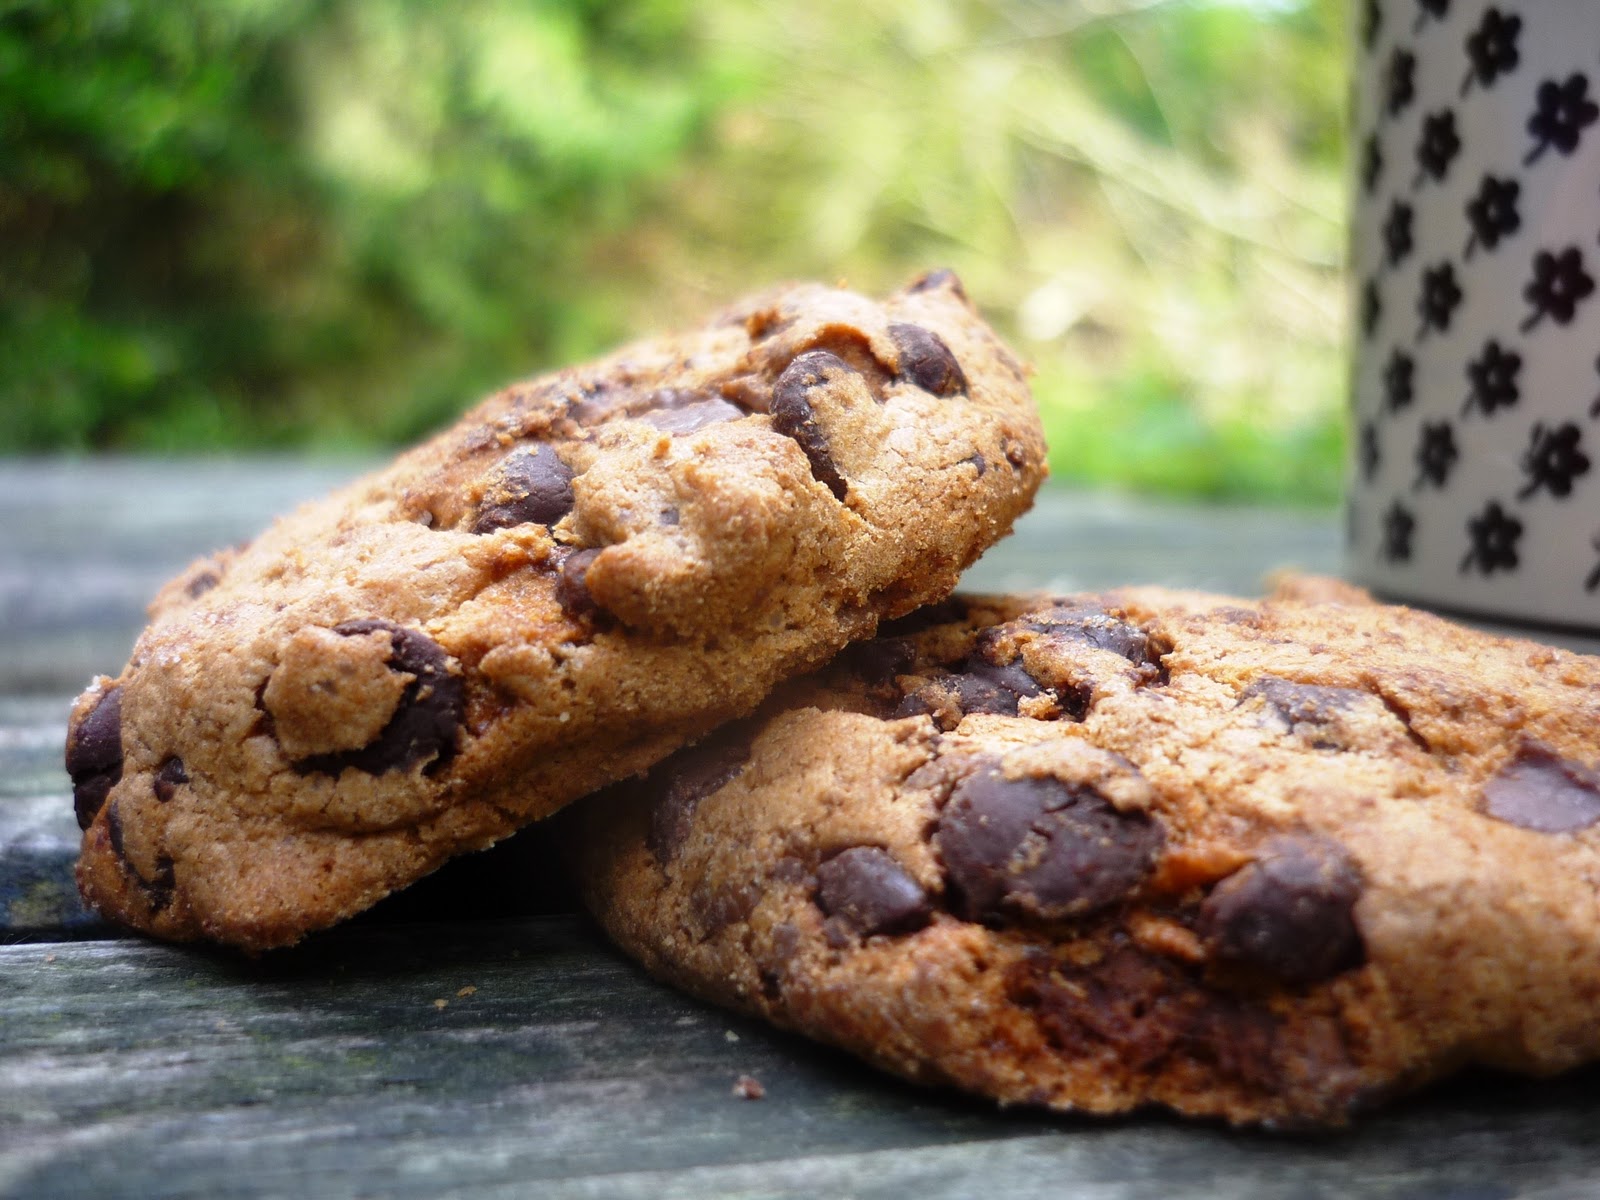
[4, 923, 1600, 1199]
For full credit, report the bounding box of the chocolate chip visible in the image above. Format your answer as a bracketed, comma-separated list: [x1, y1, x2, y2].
[1197, 836, 1364, 983]
[815, 846, 931, 938]
[906, 268, 968, 302]
[105, 797, 126, 859]
[104, 799, 177, 912]
[841, 637, 919, 699]
[1481, 744, 1600, 833]
[1026, 607, 1168, 682]
[888, 323, 967, 396]
[296, 621, 463, 776]
[556, 547, 602, 614]
[950, 659, 1042, 716]
[67, 686, 123, 831]
[936, 768, 1162, 923]
[646, 736, 753, 862]
[1243, 677, 1370, 750]
[965, 452, 987, 476]
[771, 351, 852, 499]
[186, 569, 221, 599]
[153, 757, 188, 803]
[640, 397, 745, 435]
[472, 444, 576, 533]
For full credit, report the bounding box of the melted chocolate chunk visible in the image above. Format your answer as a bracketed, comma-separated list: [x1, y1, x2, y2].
[556, 547, 602, 614]
[67, 686, 123, 831]
[949, 658, 1042, 716]
[1481, 744, 1600, 833]
[936, 768, 1162, 923]
[815, 846, 931, 938]
[153, 757, 188, 803]
[640, 397, 745, 435]
[1243, 677, 1370, 750]
[1027, 607, 1168, 682]
[647, 736, 753, 863]
[888, 323, 967, 396]
[841, 637, 919, 703]
[296, 621, 463, 777]
[1007, 945, 1287, 1090]
[770, 350, 853, 499]
[472, 444, 576, 533]
[1197, 836, 1364, 983]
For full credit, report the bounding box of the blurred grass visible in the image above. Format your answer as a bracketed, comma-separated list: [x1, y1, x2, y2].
[0, 0, 1348, 504]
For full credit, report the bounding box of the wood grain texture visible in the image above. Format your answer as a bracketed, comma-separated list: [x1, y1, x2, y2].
[9, 458, 1600, 1198]
[5, 921, 1600, 1199]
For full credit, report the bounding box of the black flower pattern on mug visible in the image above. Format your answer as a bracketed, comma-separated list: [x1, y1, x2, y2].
[1362, 277, 1383, 340]
[1521, 246, 1595, 331]
[1362, 133, 1384, 196]
[1384, 199, 1415, 266]
[1388, 48, 1418, 116]
[1383, 501, 1416, 563]
[1525, 74, 1599, 164]
[1462, 338, 1522, 417]
[1518, 422, 1591, 498]
[1384, 348, 1416, 412]
[1460, 500, 1523, 575]
[1591, 355, 1600, 419]
[1413, 0, 1448, 34]
[1463, 175, 1520, 258]
[1587, 531, 1600, 592]
[1414, 421, 1459, 489]
[1417, 262, 1462, 339]
[1461, 7, 1521, 96]
[1360, 421, 1382, 482]
[1414, 110, 1461, 186]
[1364, 0, 1383, 50]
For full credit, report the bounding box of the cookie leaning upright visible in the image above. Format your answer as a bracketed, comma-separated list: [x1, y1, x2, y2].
[66, 271, 1045, 951]
[572, 582, 1600, 1127]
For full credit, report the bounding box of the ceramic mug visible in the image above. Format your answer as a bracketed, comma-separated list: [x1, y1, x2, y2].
[1346, 0, 1600, 643]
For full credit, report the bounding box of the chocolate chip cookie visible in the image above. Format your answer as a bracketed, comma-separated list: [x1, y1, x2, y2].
[68, 271, 1044, 950]
[572, 582, 1600, 1127]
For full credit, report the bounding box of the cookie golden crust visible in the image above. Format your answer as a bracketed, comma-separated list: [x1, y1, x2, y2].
[67, 272, 1045, 950]
[573, 583, 1600, 1128]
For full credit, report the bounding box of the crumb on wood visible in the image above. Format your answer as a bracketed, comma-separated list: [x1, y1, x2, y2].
[457, 985, 478, 998]
[732, 1075, 765, 1100]
[433, 998, 449, 1010]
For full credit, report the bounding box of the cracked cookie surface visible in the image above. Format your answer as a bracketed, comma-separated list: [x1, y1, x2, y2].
[69, 271, 1044, 950]
[572, 581, 1600, 1127]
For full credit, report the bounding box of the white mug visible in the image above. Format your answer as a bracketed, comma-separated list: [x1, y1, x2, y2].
[1346, 0, 1600, 645]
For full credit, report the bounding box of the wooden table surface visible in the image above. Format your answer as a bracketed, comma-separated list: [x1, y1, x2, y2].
[5, 459, 1600, 1200]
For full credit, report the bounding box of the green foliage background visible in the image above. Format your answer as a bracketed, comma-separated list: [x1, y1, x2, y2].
[0, 0, 1348, 502]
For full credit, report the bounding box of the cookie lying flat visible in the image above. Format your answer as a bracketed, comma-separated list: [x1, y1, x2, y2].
[67, 272, 1044, 950]
[573, 583, 1600, 1127]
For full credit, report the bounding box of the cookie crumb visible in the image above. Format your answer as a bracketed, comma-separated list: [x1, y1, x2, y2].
[732, 1075, 765, 1100]
[44, 953, 56, 963]
[456, 985, 478, 997]
[433, 998, 449, 1010]
[724, 1030, 740, 1043]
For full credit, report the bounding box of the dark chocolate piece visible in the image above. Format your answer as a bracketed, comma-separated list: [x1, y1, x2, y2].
[67, 686, 123, 831]
[295, 621, 463, 777]
[153, 757, 188, 803]
[771, 350, 854, 499]
[1197, 836, 1365, 983]
[473, 444, 576, 533]
[815, 846, 931, 937]
[888, 323, 967, 396]
[936, 767, 1162, 922]
[1481, 744, 1600, 833]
